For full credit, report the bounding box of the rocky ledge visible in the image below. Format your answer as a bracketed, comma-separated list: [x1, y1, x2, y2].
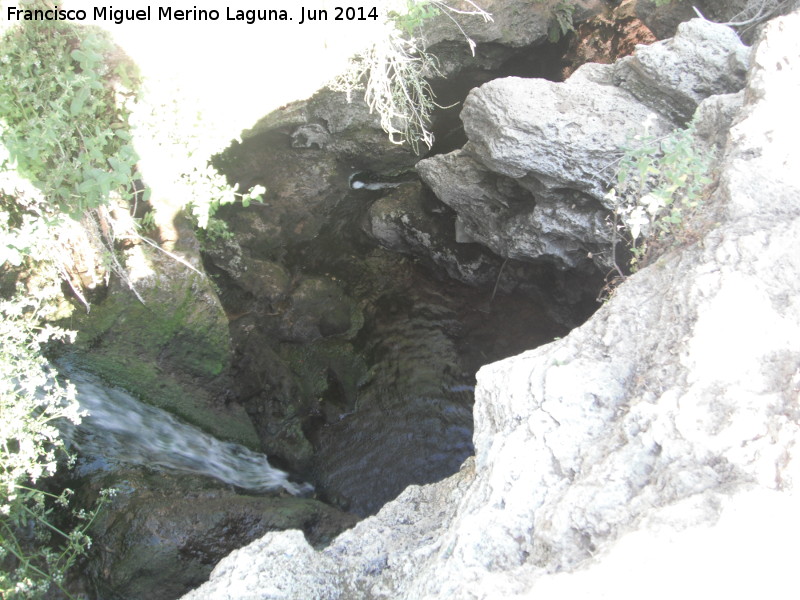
[184, 10, 800, 600]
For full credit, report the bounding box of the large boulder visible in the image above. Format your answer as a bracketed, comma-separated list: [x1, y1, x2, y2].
[422, 0, 605, 49]
[613, 17, 750, 124]
[362, 181, 502, 286]
[457, 72, 674, 197]
[627, 0, 798, 42]
[418, 68, 671, 269]
[79, 468, 356, 600]
[418, 18, 749, 271]
[182, 9, 800, 600]
[417, 138, 615, 270]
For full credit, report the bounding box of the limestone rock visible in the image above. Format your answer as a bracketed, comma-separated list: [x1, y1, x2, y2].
[67, 214, 255, 448]
[422, 0, 604, 48]
[182, 530, 340, 600]
[418, 148, 610, 269]
[418, 18, 751, 271]
[416, 0, 608, 82]
[458, 75, 674, 199]
[363, 181, 501, 286]
[418, 71, 674, 269]
[613, 18, 750, 124]
[626, 0, 791, 43]
[693, 91, 745, 151]
[183, 9, 800, 600]
[81, 469, 355, 600]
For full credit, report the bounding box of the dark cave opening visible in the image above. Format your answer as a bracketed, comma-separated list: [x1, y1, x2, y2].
[426, 35, 573, 156]
[202, 31, 606, 517]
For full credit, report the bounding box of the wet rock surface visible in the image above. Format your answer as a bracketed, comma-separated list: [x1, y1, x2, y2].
[422, 0, 605, 50]
[75, 468, 356, 600]
[363, 181, 501, 287]
[205, 64, 601, 515]
[63, 211, 257, 449]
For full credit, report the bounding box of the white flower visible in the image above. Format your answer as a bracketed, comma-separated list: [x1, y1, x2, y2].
[642, 193, 664, 216]
[627, 206, 650, 241]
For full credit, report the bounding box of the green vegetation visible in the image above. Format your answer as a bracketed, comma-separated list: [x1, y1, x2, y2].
[389, 0, 442, 36]
[187, 178, 265, 244]
[330, 0, 491, 153]
[0, 3, 151, 308]
[0, 10, 136, 595]
[67, 269, 256, 448]
[606, 123, 714, 277]
[547, 1, 576, 43]
[0, 173, 107, 597]
[0, 281, 109, 599]
[1, 4, 275, 592]
[0, 15, 141, 219]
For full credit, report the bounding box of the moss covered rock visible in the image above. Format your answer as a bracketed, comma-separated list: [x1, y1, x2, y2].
[66, 219, 258, 449]
[77, 468, 357, 600]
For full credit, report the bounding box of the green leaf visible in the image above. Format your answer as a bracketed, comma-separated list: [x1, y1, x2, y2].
[69, 49, 87, 63]
[69, 87, 90, 116]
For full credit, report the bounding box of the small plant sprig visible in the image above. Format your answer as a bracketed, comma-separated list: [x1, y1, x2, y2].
[331, 0, 491, 153]
[605, 123, 714, 278]
[548, 1, 576, 42]
[389, 0, 442, 36]
[184, 164, 266, 242]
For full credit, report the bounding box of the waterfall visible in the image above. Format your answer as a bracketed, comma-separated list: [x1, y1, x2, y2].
[62, 369, 312, 496]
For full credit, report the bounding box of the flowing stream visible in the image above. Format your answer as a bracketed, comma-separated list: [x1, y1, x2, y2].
[61, 369, 312, 496]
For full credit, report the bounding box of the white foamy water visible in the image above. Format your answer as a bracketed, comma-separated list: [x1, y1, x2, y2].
[62, 369, 312, 496]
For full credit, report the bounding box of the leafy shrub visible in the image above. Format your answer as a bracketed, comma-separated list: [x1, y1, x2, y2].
[0, 181, 108, 597]
[183, 166, 265, 241]
[605, 123, 714, 274]
[0, 11, 126, 595]
[0, 13, 140, 219]
[0, 290, 98, 599]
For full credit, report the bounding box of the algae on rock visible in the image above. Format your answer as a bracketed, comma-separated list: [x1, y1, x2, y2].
[66, 216, 258, 449]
